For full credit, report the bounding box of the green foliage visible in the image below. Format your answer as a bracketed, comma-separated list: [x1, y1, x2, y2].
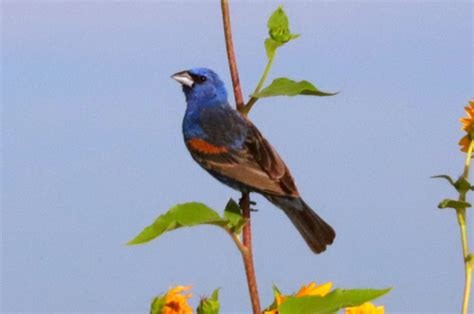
[253, 78, 337, 98]
[279, 288, 391, 314]
[264, 6, 299, 59]
[127, 202, 228, 245]
[267, 6, 300, 44]
[432, 175, 473, 211]
[432, 175, 472, 194]
[150, 295, 166, 314]
[224, 199, 246, 234]
[264, 38, 283, 60]
[250, 5, 337, 105]
[437, 199, 471, 210]
[128, 200, 246, 245]
[197, 289, 220, 314]
[431, 174, 455, 186]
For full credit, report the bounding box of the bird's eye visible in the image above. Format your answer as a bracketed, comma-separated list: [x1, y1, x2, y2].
[199, 76, 207, 82]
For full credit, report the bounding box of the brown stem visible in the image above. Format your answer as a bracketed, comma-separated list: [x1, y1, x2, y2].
[220, 0, 245, 112]
[239, 193, 260, 314]
[220, 1, 261, 313]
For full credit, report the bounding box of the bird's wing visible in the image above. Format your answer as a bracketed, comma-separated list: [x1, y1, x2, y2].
[186, 121, 299, 197]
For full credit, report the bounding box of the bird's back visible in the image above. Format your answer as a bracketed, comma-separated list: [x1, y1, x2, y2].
[183, 104, 249, 148]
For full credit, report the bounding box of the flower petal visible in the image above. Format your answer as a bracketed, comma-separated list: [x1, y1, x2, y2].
[163, 285, 193, 314]
[295, 282, 332, 297]
[345, 302, 384, 314]
[459, 135, 470, 152]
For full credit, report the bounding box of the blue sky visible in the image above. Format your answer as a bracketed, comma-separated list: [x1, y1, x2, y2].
[2, 1, 473, 313]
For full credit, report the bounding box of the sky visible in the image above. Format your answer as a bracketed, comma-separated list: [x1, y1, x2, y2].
[1, 0, 473, 313]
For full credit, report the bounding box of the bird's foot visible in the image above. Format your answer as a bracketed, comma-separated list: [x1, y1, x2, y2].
[239, 194, 252, 207]
[239, 194, 258, 212]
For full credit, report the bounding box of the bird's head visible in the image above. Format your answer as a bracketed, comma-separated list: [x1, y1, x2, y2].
[171, 68, 228, 107]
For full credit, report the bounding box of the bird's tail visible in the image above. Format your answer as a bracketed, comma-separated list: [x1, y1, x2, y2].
[265, 195, 335, 254]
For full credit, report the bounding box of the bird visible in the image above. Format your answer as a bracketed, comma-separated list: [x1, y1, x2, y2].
[171, 67, 335, 253]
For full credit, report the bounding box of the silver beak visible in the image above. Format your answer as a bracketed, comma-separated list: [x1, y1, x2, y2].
[171, 71, 194, 87]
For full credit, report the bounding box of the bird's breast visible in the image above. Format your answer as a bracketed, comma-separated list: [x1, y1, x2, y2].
[182, 110, 206, 141]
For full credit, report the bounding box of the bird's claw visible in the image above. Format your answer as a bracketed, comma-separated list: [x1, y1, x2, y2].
[238, 195, 257, 212]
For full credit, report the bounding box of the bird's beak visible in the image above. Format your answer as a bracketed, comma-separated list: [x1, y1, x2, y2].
[171, 71, 194, 87]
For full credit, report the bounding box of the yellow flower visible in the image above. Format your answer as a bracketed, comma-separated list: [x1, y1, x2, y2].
[295, 281, 332, 297]
[263, 282, 332, 314]
[162, 285, 193, 314]
[458, 100, 474, 153]
[345, 302, 384, 314]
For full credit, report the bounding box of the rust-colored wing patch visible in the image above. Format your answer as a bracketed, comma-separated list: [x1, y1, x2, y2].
[187, 138, 229, 154]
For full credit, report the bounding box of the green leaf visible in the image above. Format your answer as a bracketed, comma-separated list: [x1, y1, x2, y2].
[197, 288, 220, 314]
[150, 295, 166, 314]
[431, 175, 455, 186]
[224, 198, 246, 234]
[128, 202, 228, 245]
[264, 38, 283, 59]
[253, 78, 338, 98]
[210, 288, 220, 301]
[279, 288, 391, 314]
[267, 6, 300, 44]
[432, 175, 472, 193]
[437, 199, 471, 210]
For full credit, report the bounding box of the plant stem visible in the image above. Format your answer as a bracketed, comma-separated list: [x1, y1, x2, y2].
[240, 193, 261, 314]
[243, 51, 276, 115]
[458, 140, 473, 314]
[227, 229, 248, 255]
[220, 1, 261, 313]
[463, 141, 474, 180]
[254, 54, 275, 96]
[220, 0, 244, 112]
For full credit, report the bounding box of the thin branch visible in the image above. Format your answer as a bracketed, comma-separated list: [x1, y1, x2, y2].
[239, 193, 260, 314]
[220, 0, 245, 112]
[226, 228, 248, 255]
[220, 1, 261, 313]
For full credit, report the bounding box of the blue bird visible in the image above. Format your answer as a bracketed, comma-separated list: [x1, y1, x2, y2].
[172, 68, 335, 253]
